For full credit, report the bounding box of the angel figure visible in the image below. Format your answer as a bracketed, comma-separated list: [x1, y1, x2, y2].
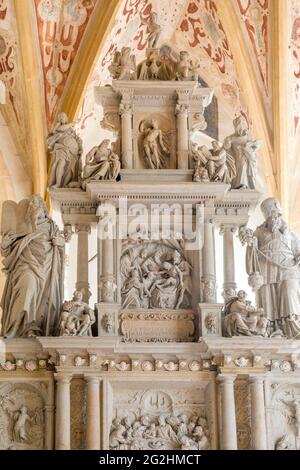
[139, 119, 170, 169]
[82, 139, 121, 185]
[108, 47, 136, 80]
[140, 11, 161, 48]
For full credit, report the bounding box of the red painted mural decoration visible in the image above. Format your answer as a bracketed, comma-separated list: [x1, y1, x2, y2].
[237, 0, 269, 96]
[34, 0, 97, 129]
[289, 1, 300, 135]
[179, 1, 233, 75]
[0, 0, 19, 123]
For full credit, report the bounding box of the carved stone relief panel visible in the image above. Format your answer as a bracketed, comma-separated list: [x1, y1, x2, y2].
[267, 382, 300, 450]
[121, 240, 192, 311]
[133, 112, 176, 169]
[234, 377, 251, 450]
[70, 378, 87, 450]
[108, 380, 213, 451]
[0, 382, 45, 450]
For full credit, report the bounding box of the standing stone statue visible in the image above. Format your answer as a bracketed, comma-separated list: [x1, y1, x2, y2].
[140, 11, 161, 48]
[0, 195, 65, 337]
[224, 115, 261, 189]
[240, 197, 300, 337]
[47, 112, 83, 188]
[139, 119, 170, 169]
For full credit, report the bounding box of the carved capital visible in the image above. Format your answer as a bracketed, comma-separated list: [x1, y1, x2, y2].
[119, 102, 133, 116]
[75, 224, 91, 234]
[63, 224, 73, 242]
[219, 224, 238, 236]
[175, 103, 189, 115]
[217, 374, 237, 385]
[54, 373, 72, 384]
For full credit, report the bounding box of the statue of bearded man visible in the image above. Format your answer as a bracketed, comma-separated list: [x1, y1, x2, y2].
[241, 197, 300, 337]
[0, 195, 65, 337]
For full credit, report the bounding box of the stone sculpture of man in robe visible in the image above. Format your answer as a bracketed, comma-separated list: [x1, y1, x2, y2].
[240, 197, 300, 337]
[0, 195, 65, 337]
[47, 112, 83, 188]
[224, 115, 261, 189]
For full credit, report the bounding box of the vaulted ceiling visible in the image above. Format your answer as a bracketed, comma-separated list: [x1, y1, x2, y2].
[0, 0, 300, 230]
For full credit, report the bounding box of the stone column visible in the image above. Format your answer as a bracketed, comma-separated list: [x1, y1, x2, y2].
[220, 224, 237, 301]
[202, 220, 217, 303]
[217, 374, 237, 450]
[75, 224, 91, 303]
[120, 97, 133, 169]
[55, 374, 71, 450]
[85, 376, 101, 449]
[96, 204, 116, 303]
[45, 405, 55, 450]
[176, 103, 189, 169]
[249, 376, 267, 450]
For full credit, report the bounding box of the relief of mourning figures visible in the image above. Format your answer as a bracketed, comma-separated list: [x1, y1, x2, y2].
[121, 241, 192, 310]
[239, 197, 300, 338]
[0, 195, 64, 338]
[109, 413, 210, 451]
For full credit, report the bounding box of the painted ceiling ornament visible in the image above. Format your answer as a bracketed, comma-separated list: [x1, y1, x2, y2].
[34, 0, 97, 126]
[237, 0, 270, 96]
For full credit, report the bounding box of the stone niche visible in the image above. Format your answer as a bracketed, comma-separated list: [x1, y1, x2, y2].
[265, 378, 300, 450]
[106, 374, 217, 450]
[0, 376, 53, 450]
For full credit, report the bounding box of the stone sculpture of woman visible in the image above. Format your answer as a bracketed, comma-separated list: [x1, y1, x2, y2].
[139, 119, 170, 169]
[82, 139, 120, 186]
[47, 112, 83, 188]
[1, 195, 64, 337]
